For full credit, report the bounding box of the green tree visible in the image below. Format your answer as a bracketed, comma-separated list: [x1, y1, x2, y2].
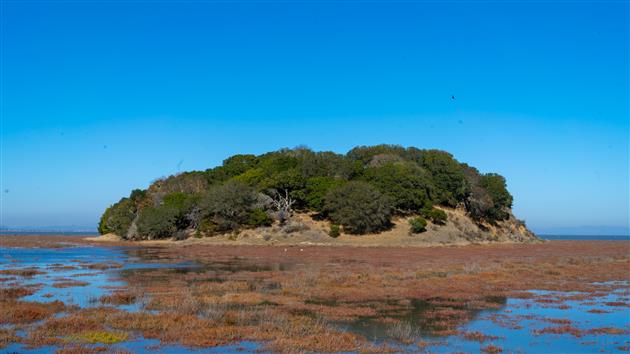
[260, 168, 306, 195]
[149, 172, 208, 197]
[203, 155, 259, 186]
[301, 151, 359, 179]
[463, 166, 512, 222]
[257, 151, 301, 175]
[418, 150, 470, 206]
[233, 167, 266, 186]
[129, 189, 147, 203]
[98, 206, 113, 234]
[199, 180, 260, 233]
[346, 144, 407, 165]
[98, 197, 136, 237]
[480, 173, 513, 221]
[136, 205, 179, 239]
[323, 181, 392, 234]
[304, 177, 346, 212]
[162, 192, 198, 229]
[361, 162, 433, 213]
[222, 154, 258, 176]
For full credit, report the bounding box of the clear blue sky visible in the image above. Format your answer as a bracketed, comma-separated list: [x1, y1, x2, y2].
[1, 0, 628, 234]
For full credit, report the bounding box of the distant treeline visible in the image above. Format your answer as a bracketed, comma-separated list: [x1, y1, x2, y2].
[99, 145, 513, 240]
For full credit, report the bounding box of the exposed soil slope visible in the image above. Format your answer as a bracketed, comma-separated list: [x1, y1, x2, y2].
[90, 207, 539, 247]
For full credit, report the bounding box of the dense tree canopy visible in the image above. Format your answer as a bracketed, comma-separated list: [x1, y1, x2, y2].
[136, 205, 179, 239]
[361, 162, 433, 213]
[198, 180, 266, 234]
[100, 145, 515, 239]
[323, 181, 393, 234]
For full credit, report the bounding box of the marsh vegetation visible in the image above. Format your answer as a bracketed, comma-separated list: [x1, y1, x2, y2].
[1, 236, 629, 353]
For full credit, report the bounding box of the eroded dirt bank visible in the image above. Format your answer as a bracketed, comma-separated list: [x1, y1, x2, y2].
[94, 208, 539, 247]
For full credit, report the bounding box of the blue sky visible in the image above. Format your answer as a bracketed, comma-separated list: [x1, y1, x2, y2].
[1, 1, 628, 234]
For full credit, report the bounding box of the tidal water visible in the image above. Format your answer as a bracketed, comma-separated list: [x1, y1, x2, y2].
[540, 235, 630, 241]
[1, 241, 629, 353]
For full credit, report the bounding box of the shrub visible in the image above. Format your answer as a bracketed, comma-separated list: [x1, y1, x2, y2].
[282, 220, 309, 233]
[409, 217, 428, 234]
[329, 224, 340, 238]
[323, 181, 392, 234]
[431, 209, 447, 224]
[136, 205, 179, 239]
[248, 209, 273, 227]
[197, 217, 218, 235]
[421, 207, 448, 225]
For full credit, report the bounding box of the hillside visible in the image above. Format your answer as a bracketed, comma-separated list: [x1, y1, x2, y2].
[98, 145, 539, 244]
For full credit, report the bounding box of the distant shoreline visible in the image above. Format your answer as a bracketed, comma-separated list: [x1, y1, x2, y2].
[3, 231, 627, 240]
[0, 231, 99, 236]
[1, 232, 628, 244]
[538, 234, 629, 241]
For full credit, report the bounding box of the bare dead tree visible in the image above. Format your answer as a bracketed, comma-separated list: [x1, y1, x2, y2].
[185, 205, 203, 229]
[269, 189, 295, 225]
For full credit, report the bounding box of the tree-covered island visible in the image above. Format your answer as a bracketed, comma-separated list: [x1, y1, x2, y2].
[99, 145, 538, 244]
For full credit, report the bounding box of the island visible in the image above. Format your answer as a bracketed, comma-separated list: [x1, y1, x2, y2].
[97, 145, 539, 245]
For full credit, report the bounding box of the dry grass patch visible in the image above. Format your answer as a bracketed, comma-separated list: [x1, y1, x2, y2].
[586, 327, 630, 335]
[54, 345, 116, 354]
[482, 344, 503, 353]
[48, 264, 79, 271]
[533, 325, 583, 337]
[587, 309, 610, 314]
[0, 286, 36, 299]
[52, 281, 90, 288]
[462, 331, 500, 342]
[83, 263, 123, 270]
[99, 292, 137, 305]
[0, 268, 45, 277]
[265, 332, 364, 353]
[0, 300, 66, 324]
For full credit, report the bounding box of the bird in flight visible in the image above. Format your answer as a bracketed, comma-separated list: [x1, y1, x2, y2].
[451, 95, 455, 100]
